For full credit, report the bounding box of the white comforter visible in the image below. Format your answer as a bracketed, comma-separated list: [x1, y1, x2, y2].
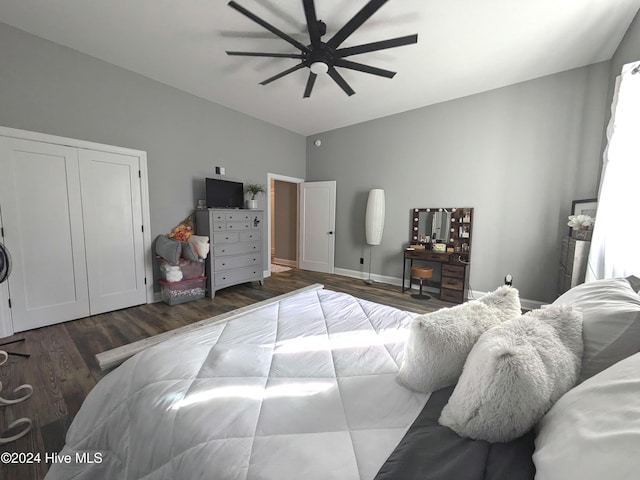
[45, 289, 429, 480]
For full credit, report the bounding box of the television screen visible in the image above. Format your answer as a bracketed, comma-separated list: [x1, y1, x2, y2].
[205, 178, 244, 208]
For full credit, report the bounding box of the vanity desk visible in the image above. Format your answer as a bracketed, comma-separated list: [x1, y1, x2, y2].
[402, 208, 473, 304]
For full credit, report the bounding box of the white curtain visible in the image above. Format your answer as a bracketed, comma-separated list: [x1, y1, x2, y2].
[586, 61, 640, 281]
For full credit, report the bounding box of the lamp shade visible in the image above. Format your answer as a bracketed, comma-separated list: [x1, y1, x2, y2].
[365, 189, 385, 245]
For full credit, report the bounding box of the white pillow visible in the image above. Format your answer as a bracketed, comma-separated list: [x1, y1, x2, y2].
[533, 352, 640, 480]
[439, 305, 583, 442]
[553, 276, 640, 382]
[187, 234, 210, 259]
[396, 286, 521, 393]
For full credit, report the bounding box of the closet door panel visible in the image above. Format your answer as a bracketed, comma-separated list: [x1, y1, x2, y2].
[0, 138, 90, 331]
[79, 149, 146, 315]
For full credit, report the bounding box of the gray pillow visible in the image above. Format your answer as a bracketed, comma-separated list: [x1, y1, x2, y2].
[396, 286, 521, 393]
[155, 235, 181, 265]
[439, 305, 583, 442]
[553, 277, 640, 382]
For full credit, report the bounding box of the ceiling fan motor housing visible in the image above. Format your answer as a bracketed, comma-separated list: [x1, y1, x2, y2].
[304, 43, 334, 71]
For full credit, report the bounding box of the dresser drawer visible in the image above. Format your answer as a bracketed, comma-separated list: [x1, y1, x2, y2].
[442, 264, 464, 279]
[240, 231, 262, 242]
[210, 212, 226, 222]
[213, 242, 261, 257]
[441, 276, 464, 291]
[225, 212, 252, 222]
[213, 232, 240, 244]
[441, 288, 464, 303]
[212, 222, 226, 231]
[406, 251, 449, 262]
[225, 221, 252, 230]
[214, 253, 262, 271]
[214, 265, 262, 288]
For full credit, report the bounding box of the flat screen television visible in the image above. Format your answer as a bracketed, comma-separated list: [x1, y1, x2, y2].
[205, 178, 244, 208]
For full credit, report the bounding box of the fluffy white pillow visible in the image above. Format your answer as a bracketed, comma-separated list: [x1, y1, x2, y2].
[188, 234, 210, 259]
[553, 276, 640, 382]
[533, 352, 640, 480]
[396, 286, 521, 393]
[439, 305, 583, 442]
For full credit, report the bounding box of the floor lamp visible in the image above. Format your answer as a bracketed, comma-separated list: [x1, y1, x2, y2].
[365, 189, 385, 285]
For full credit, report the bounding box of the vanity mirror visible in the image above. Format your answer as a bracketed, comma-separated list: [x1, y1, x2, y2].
[413, 209, 452, 244]
[411, 208, 473, 254]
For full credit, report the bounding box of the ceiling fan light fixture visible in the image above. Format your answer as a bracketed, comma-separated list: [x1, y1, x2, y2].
[310, 61, 329, 75]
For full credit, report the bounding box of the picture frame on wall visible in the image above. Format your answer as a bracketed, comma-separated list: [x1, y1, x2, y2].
[569, 198, 598, 237]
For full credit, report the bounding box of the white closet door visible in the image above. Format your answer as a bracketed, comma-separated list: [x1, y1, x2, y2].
[0, 138, 90, 331]
[79, 149, 147, 315]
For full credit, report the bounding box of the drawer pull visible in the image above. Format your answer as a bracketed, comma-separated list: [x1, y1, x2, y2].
[222, 263, 226, 266]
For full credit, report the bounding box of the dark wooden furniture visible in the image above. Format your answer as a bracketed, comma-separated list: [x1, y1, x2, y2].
[403, 208, 473, 304]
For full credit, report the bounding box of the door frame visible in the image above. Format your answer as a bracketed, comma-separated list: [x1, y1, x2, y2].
[266, 173, 304, 277]
[0, 126, 153, 338]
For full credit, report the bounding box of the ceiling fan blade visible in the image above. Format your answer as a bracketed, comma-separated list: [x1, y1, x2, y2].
[227, 51, 304, 59]
[303, 0, 321, 48]
[334, 59, 395, 78]
[326, 0, 389, 49]
[260, 63, 306, 85]
[327, 67, 355, 96]
[303, 72, 317, 98]
[228, 1, 309, 53]
[336, 34, 418, 58]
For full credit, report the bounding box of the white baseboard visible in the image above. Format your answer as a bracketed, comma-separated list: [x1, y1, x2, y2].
[273, 258, 297, 267]
[333, 267, 544, 309]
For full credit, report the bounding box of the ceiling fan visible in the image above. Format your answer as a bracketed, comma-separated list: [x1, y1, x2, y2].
[226, 0, 418, 98]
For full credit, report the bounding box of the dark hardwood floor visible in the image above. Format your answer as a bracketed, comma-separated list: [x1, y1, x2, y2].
[0, 269, 453, 480]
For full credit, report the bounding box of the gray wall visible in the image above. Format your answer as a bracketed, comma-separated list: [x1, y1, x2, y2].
[611, 9, 640, 92]
[0, 22, 306, 276]
[306, 63, 611, 303]
[604, 9, 640, 140]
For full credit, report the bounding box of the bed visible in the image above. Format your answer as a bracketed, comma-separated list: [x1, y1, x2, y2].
[45, 277, 640, 480]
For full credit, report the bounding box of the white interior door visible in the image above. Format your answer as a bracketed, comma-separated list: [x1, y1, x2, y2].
[0, 138, 90, 331]
[299, 181, 336, 274]
[79, 149, 147, 315]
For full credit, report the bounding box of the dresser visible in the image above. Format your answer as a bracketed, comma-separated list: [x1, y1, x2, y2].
[195, 209, 264, 298]
[557, 237, 590, 296]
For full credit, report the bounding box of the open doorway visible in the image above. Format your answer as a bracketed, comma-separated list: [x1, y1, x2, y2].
[267, 173, 303, 276]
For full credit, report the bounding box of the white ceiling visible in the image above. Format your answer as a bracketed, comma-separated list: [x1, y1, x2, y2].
[1, 0, 639, 135]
